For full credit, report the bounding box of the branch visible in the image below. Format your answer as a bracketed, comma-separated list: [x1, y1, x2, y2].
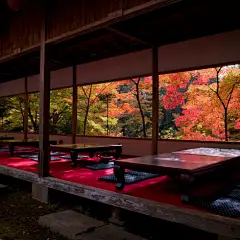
[226, 83, 237, 108]
[216, 68, 221, 94]
[130, 78, 140, 85]
[81, 86, 88, 98]
[91, 83, 112, 104]
[208, 86, 216, 93]
[208, 67, 226, 109]
[81, 85, 92, 105]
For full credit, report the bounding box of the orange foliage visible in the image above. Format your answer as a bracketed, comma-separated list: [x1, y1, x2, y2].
[175, 67, 240, 141]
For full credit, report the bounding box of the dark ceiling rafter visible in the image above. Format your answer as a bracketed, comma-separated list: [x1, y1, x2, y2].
[106, 26, 152, 47]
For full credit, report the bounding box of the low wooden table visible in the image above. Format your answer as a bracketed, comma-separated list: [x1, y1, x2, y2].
[114, 148, 240, 201]
[0, 136, 14, 140]
[50, 143, 122, 167]
[0, 139, 58, 156]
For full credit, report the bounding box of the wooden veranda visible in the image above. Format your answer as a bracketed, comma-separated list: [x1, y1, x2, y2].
[0, 0, 240, 239]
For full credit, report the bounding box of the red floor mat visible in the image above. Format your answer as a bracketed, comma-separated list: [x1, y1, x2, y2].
[0, 152, 235, 213]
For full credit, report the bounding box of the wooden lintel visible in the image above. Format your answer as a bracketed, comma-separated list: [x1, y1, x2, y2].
[72, 65, 78, 144]
[38, 7, 50, 177]
[23, 76, 29, 140]
[107, 27, 151, 46]
[45, 0, 179, 45]
[152, 46, 159, 155]
[0, 44, 40, 65]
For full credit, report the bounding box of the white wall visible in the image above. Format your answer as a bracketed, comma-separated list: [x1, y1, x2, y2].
[0, 78, 24, 97]
[1, 30, 240, 96]
[27, 67, 73, 93]
[27, 74, 39, 93]
[158, 30, 240, 73]
[50, 67, 73, 90]
[76, 49, 151, 85]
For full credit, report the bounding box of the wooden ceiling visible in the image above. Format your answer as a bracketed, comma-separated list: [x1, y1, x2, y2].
[0, 0, 239, 83]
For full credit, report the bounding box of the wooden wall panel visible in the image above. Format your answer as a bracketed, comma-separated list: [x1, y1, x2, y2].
[47, 0, 121, 39]
[0, 4, 42, 57]
[123, 0, 152, 10]
[0, 0, 171, 58]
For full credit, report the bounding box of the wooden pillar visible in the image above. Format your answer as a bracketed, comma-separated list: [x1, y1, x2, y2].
[23, 76, 29, 140]
[72, 65, 78, 144]
[152, 46, 159, 155]
[38, 8, 50, 177]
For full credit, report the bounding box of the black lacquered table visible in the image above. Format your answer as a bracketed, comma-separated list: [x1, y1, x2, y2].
[50, 143, 122, 167]
[0, 139, 58, 156]
[114, 148, 240, 201]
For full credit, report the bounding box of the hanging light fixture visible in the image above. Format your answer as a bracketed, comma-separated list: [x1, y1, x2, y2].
[7, 0, 23, 11]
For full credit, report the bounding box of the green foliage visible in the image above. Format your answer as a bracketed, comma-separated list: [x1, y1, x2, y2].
[2, 65, 239, 142]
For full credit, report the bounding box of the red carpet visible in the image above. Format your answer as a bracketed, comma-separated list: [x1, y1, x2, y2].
[0, 151, 234, 213]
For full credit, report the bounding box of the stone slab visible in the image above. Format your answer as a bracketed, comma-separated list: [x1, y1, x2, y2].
[78, 224, 147, 240]
[32, 183, 48, 203]
[39, 210, 106, 239]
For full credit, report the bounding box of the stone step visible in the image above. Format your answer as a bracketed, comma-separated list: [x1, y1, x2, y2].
[39, 210, 147, 240]
[38, 210, 106, 239]
[78, 224, 147, 240]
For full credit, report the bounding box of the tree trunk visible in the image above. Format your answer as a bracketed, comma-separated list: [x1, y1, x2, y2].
[83, 105, 90, 136]
[28, 108, 38, 133]
[19, 102, 24, 131]
[82, 86, 92, 136]
[135, 82, 147, 138]
[224, 108, 228, 141]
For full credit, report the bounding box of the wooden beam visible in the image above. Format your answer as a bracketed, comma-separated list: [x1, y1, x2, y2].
[72, 65, 78, 144]
[0, 44, 40, 65]
[38, 7, 50, 177]
[23, 76, 28, 140]
[152, 46, 159, 155]
[45, 0, 180, 45]
[107, 27, 151, 46]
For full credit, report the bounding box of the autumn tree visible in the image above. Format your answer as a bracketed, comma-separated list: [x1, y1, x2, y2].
[28, 89, 73, 134]
[207, 68, 240, 141]
[49, 88, 73, 134]
[175, 66, 240, 141]
[0, 97, 10, 130]
[158, 72, 192, 138]
[2, 95, 25, 132]
[28, 93, 40, 132]
[117, 77, 152, 138]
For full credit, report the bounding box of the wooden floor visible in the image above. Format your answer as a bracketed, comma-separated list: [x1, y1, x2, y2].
[0, 152, 240, 238]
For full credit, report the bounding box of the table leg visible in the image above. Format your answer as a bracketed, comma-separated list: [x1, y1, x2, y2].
[9, 144, 14, 157]
[70, 150, 78, 167]
[115, 147, 122, 160]
[114, 165, 125, 190]
[180, 174, 195, 203]
[89, 151, 94, 158]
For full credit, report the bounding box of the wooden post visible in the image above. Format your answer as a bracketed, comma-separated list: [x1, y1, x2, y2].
[38, 7, 50, 177]
[23, 76, 29, 140]
[72, 65, 78, 144]
[152, 46, 159, 155]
